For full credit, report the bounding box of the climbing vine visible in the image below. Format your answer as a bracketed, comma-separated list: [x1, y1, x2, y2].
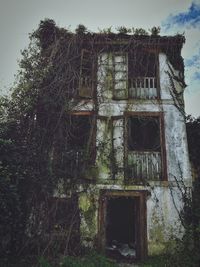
[0, 18, 188, 264]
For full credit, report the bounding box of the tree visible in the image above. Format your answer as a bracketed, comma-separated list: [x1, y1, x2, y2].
[0, 19, 83, 259]
[186, 116, 200, 263]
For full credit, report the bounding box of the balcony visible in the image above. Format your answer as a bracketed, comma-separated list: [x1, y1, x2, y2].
[129, 77, 157, 99]
[78, 76, 93, 98]
[127, 151, 162, 181]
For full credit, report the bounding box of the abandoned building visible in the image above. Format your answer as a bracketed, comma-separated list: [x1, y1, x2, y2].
[49, 31, 192, 261]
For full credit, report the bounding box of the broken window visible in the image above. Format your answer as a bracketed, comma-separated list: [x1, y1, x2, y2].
[98, 50, 158, 100]
[128, 50, 158, 99]
[65, 113, 96, 178]
[128, 117, 160, 151]
[68, 115, 92, 150]
[79, 50, 95, 98]
[126, 115, 162, 180]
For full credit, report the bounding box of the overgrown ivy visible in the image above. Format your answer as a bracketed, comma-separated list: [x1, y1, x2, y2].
[0, 18, 192, 265]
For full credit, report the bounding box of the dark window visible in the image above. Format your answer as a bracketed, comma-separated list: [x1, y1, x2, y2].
[128, 50, 158, 99]
[52, 114, 95, 178]
[79, 50, 95, 98]
[65, 114, 96, 178]
[68, 115, 92, 150]
[128, 117, 160, 151]
[128, 50, 157, 78]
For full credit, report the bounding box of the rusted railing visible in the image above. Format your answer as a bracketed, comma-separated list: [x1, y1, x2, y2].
[65, 149, 86, 178]
[79, 76, 93, 97]
[127, 151, 161, 180]
[129, 77, 157, 99]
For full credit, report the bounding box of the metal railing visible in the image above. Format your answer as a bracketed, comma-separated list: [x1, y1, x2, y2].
[79, 76, 93, 97]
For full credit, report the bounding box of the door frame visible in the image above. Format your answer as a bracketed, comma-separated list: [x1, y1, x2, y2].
[98, 190, 147, 261]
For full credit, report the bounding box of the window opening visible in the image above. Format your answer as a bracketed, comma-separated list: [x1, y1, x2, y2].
[128, 117, 160, 151]
[126, 116, 162, 180]
[79, 50, 95, 98]
[68, 115, 92, 150]
[128, 50, 157, 99]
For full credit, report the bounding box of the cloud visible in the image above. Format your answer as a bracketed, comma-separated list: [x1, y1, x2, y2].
[193, 71, 200, 80]
[163, 1, 200, 30]
[185, 49, 200, 67]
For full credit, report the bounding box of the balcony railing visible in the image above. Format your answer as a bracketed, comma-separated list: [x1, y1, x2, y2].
[129, 77, 157, 99]
[78, 76, 158, 99]
[127, 151, 161, 180]
[79, 76, 93, 98]
[65, 149, 87, 178]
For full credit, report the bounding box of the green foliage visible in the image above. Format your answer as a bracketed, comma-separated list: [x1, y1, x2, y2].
[0, 19, 82, 260]
[98, 27, 113, 34]
[132, 27, 149, 35]
[39, 257, 53, 267]
[139, 255, 170, 267]
[38, 252, 118, 267]
[33, 19, 58, 49]
[116, 26, 131, 34]
[149, 27, 161, 36]
[75, 24, 88, 35]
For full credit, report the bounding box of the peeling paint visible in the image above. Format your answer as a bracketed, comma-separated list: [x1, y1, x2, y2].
[71, 48, 192, 256]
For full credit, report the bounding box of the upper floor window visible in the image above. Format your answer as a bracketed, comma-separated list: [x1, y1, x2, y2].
[125, 114, 165, 181]
[128, 50, 158, 99]
[79, 50, 96, 98]
[98, 50, 158, 100]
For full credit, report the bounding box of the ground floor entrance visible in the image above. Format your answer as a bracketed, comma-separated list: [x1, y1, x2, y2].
[99, 190, 147, 261]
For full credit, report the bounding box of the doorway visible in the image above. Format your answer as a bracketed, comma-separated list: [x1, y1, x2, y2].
[99, 191, 147, 261]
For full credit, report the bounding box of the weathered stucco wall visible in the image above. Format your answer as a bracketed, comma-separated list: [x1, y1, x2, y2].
[75, 51, 192, 255]
[78, 184, 185, 255]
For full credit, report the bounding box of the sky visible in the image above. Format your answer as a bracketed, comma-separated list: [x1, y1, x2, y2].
[0, 0, 200, 116]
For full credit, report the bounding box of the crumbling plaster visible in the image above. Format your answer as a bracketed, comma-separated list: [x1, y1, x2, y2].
[71, 51, 192, 254]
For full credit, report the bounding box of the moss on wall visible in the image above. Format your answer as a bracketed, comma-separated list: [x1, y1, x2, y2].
[79, 191, 99, 247]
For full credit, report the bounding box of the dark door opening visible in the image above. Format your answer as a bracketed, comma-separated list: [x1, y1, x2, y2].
[106, 197, 138, 260]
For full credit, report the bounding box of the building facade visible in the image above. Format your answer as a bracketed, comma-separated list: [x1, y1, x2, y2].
[54, 34, 192, 261]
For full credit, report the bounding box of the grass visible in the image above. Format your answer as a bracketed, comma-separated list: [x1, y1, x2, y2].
[38, 251, 118, 267]
[139, 255, 170, 267]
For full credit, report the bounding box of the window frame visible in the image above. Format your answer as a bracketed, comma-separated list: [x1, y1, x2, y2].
[112, 52, 129, 100]
[124, 112, 167, 181]
[127, 48, 160, 100]
[79, 49, 97, 99]
[64, 111, 97, 179]
[68, 110, 96, 160]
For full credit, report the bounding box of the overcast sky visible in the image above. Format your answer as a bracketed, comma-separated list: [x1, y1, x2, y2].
[0, 0, 200, 116]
